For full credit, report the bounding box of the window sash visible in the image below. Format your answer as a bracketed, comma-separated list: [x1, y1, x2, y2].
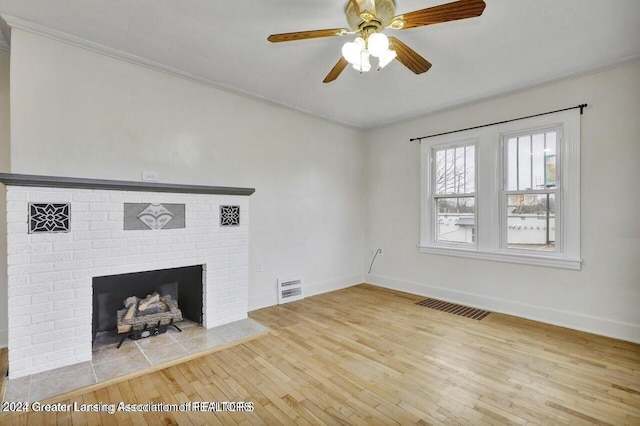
[502, 192, 559, 253]
[432, 144, 476, 196]
[433, 195, 476, 245]
[502, 127, 561, 191]
[429, 141, 477, 248]
[500, 127, 562, 254]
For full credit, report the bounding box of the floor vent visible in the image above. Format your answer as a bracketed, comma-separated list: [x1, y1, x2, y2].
[415, 298, 491, 320]
[277, 275, 304, 304]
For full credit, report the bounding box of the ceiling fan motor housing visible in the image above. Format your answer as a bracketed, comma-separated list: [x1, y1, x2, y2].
[345, 0, 397, 30]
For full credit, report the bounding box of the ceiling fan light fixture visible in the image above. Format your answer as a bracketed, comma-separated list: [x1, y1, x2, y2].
[351, 51, 371, 72]
[378, 49, 397, 69]
[367, 32, 389, 57]
[341, 41, 359, 63]
[342, 37, 370, 70]
[354, 36, 366, 50]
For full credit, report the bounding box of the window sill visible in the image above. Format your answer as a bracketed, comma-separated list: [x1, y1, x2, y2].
[418, 245, 582, 270]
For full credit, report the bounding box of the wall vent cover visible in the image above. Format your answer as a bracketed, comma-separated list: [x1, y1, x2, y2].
[29, 203, 70, 233]
[277, 275, 304, 304]
[415, 298, 490, 320]
[220, 205, 240, 226]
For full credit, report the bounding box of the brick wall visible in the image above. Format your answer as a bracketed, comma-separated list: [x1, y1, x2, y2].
[5, 185, 249, 379]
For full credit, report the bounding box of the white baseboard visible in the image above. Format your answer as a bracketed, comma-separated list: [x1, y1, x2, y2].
[367, 273, 640, 344]
[249, 273, 363, 312]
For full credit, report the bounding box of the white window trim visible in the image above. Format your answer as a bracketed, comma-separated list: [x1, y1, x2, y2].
[419, 110, 581, 270]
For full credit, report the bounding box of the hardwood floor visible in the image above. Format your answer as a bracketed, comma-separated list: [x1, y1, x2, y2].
[2, 284, 639, 425]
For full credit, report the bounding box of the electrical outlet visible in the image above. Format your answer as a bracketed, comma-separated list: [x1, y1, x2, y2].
[141, 171, 159, 182]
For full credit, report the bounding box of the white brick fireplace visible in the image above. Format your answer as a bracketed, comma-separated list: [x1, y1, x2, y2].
[1, 174, 253, 379]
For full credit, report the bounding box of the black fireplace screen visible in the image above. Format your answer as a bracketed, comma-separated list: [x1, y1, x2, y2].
[92, 265, 203, 343]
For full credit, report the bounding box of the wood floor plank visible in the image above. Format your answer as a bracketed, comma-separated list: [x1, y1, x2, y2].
[1, 284, 638, 424]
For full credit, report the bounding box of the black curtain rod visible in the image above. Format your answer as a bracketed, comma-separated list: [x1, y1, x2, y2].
[410, 103, 588, 142]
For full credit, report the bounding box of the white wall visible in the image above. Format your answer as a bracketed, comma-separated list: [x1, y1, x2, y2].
[0, 49, 8, 172]
[365, 61, 640, 343]
[0, 48, 10, 346]
[7, 29, 365, 319]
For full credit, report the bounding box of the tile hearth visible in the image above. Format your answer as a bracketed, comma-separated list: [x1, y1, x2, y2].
[3, 318, 268, 403]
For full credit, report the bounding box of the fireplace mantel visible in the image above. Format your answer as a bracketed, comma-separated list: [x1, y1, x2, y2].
[0, 173, 255, 196]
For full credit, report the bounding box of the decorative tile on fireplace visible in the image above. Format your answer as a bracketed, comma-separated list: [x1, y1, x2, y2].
[220, 205, 240, 226]
[28, 203, 70, 233]
[124, 203, 186, 230]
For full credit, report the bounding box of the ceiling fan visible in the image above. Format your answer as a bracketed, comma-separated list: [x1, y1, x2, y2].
[267, 0, 486, 83]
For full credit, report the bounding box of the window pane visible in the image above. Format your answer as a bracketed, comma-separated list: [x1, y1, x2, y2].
[465, 146, 475, 193]
[544, 131, 557, 188]
[436, 197, 475, 244]
[507, 137, 518, 190]
[434, 145, 474, 195]
[506, 194, 555, 251]
[532, 133, 545, 189]
[518, 135, 532, 190]
[435, 150, 446, 193]
[506, 132, 558, 191]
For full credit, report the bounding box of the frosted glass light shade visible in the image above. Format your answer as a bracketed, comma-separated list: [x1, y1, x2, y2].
[342, 37, 368, 65]
[352, 51, 371, 72]
[342, 41, 359, 64]
[367, 33, 389, 57]
[378, 49, 397, 69]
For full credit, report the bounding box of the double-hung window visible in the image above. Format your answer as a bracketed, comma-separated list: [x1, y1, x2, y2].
[420, 110, 581, 270]
[431, 142, 476, 246]
[502, 129, 559, 252]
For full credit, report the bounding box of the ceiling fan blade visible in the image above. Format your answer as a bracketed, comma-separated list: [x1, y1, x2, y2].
[323, 57, 349, 83]
[391, 0, 486, 30]
[389, 37, 432, 74]
[268, 28, 349, 43]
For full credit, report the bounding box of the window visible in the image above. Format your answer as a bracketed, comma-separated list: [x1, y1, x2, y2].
[502, 129, 558, 252]
[432, 142, 476, 246]
[420, 110, 581, 270]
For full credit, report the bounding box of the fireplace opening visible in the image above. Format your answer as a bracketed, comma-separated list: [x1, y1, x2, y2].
[92, 265, 204, 344]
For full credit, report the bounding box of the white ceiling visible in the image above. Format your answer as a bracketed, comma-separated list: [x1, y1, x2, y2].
[0, 0, 639, 129]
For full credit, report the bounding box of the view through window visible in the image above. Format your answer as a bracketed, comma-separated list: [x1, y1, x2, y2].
[433, 144, 475, 244]
[504, 130, 558, 251]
